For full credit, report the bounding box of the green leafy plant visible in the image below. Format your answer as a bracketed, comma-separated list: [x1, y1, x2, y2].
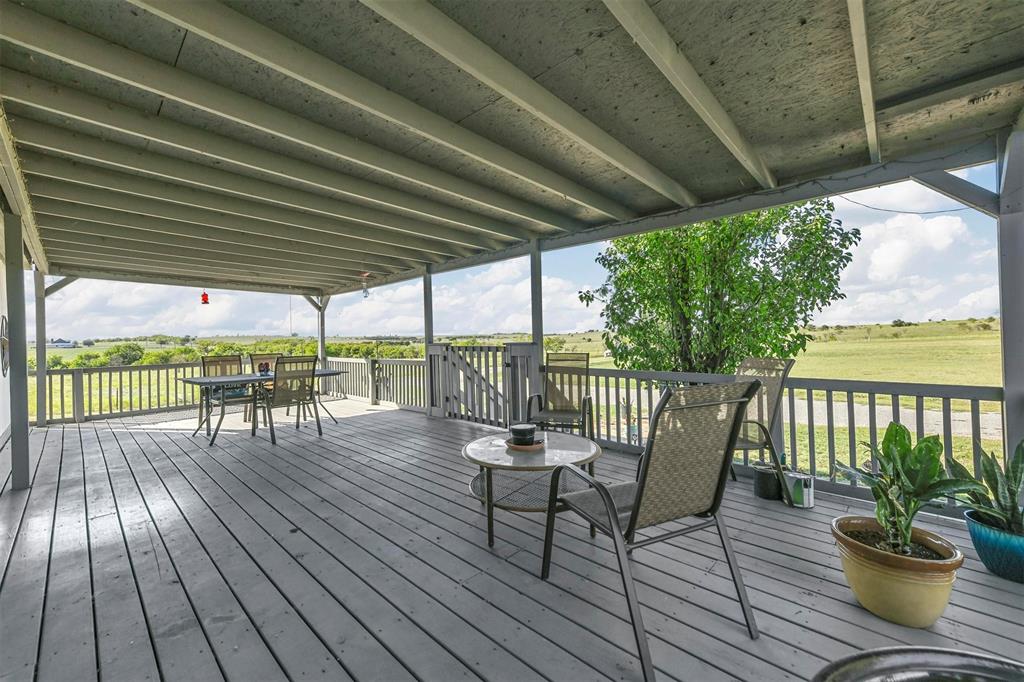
[578, 199, 859, 373]
[835, 422, 986, 555]
[947, 440, 1023, 535]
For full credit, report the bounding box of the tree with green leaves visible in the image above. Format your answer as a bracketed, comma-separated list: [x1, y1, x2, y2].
[579, 199, 859, 373]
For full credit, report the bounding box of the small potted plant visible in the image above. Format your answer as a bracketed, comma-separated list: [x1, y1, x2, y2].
[832, 422, 985, 628]
[947, 439, 1024, 583]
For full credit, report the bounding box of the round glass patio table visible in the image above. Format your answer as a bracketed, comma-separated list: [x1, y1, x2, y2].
[462, 431, 602, 547]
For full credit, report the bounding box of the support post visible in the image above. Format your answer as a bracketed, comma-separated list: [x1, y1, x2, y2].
[423, 267, 434, 414]
[529, 239, 544, 392]
[367, 357, 379, 405]
[997, 121, 1024, 454]
[4, 213, 30, 489]
[315, 295, 331, 368]
[34, 266, 46, 426]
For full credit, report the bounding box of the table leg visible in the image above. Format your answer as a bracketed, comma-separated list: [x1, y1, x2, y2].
[317, 393, 338, 424]
[193, 387, 209, 437]
[210, 396, 227, 446]
[205, 389, 212, 436]
[485, 467, 494, 548]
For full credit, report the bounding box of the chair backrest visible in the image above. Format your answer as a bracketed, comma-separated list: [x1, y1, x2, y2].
[627, 381, 760, 534]
[202, 355, 242, 377]
[544, 352, 590, 412]
[271, 355, 317, 406]
[735, 357, 794, 433]
[250, 353, 281, 374]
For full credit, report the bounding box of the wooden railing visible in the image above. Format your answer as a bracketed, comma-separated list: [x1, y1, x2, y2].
[322, 357, 426, 410]
[30, 362, 203, 422]
[540, 365, 1005, 505]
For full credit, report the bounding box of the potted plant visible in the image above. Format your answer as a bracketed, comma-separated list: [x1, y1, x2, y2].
[832, 422, 985, 628]
[947, 439, 1024, 583]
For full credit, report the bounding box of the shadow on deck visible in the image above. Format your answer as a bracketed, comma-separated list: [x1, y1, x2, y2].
[1, 400, 1021, 681]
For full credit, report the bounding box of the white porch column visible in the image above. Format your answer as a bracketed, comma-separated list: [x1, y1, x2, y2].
[4, 213, 30, 490]
[316, 295, 331, 367]
[33, 266, 45, 426]
[998, 121, 1024, 452]
[423, 266, 433, 347]
[529, 239, 543, 390]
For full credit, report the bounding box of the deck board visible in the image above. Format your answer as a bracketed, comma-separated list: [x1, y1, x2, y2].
[1, 402, 1022, 682]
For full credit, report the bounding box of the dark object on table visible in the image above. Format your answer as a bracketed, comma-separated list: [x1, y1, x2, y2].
[505, 438, 544, 452]
[753, 464, 782, 500]
[510, 423, 536, 445]
[812, 646, 1024, 681]
[541, 380, 762, 682]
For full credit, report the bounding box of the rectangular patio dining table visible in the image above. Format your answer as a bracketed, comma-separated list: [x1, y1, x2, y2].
[180, 368, 346, 444]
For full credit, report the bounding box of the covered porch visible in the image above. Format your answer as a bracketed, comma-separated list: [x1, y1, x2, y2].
[0, 1, 1023, 680]
[2, 403, 1021, 681]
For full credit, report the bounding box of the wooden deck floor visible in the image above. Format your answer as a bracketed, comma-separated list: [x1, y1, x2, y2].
[1, 401, 1022, 682]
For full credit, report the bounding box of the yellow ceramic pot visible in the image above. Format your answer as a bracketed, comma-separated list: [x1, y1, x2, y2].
[831, 516, 963, 628]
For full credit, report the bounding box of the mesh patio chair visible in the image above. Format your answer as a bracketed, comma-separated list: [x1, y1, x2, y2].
[259, 355, 320, 444]
[248, 353, 280, 426]
[729, 357, 795, 506]
[527, 352, 594, 439]
[541, 381, 762, 681]
[194, 355, 253, 445]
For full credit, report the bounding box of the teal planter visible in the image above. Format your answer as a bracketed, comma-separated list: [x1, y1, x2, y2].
[965, 510, 1024, 583]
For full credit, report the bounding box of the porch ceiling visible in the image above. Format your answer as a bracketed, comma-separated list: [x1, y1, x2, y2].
[0, 0, 1021, 295]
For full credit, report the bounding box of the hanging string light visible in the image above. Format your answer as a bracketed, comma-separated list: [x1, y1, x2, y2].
[200, 289, 209, 305]
[361, 272, 370, 299]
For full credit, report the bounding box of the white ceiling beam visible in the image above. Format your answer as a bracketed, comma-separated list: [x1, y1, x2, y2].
[847, 0, 881, 163]
[21, 156, 465, 260]
[0, 68, 541, 240]
[0, 0, 581, 231]
[33, 197, 415, 270]
[43, 275, 77, 297]
[877, 58, 1024, 118]
[129, 0, 632, 221]
[601, 0, 776, 189]
[910, 170, 999, 218]
[46, 249, 350, 288]
[362, 0, 699, 207]
[39, 229, 378, 278]
[46, 264, 325, 297]
[0, 101, 47, 270]
[13, 119, 505, 251]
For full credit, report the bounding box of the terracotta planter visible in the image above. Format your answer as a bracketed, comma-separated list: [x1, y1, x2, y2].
[831, 516, 963, 628]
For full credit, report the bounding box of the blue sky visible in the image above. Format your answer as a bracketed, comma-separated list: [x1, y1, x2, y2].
[29, 164, 1000, 340]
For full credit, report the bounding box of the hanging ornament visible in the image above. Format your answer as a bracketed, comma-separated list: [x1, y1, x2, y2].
[361, 273, 370, 299]
[200, 290, 210, 305]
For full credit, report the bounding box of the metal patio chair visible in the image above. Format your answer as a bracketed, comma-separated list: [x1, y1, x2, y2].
[248, 353, 280, 426]
[541, 381, 762, 681]
[527, 352, 594, 439]
[195, 354, 253, 446]
[730, 357, 795, 506]
[259, 355, 320, 444]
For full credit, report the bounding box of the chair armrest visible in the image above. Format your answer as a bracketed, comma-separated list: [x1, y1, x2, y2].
[526, 393, 542, 421]
[547, 465, 626, 533]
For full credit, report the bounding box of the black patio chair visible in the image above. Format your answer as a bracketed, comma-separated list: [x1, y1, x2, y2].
[258, 355, 320, 444]
[729, 357, 795, 506]
[195, 354, 253, 446]
[527, 352, 594, 439]
[541, 381, 762, 681]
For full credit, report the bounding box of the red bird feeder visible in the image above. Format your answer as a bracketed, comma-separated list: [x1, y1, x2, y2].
[200, 290, 210, 305]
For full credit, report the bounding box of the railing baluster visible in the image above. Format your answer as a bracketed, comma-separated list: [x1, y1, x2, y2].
[787, 387, 797, 470]
[847, 391, 857, 484]
[826, 389, 836, 480]
[806, 388, 815, 476]
[970, 399, 983, 478]
[915, 396, 925, 440]
[891, 393, 900, 424]
[868, 393, 878, 473]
